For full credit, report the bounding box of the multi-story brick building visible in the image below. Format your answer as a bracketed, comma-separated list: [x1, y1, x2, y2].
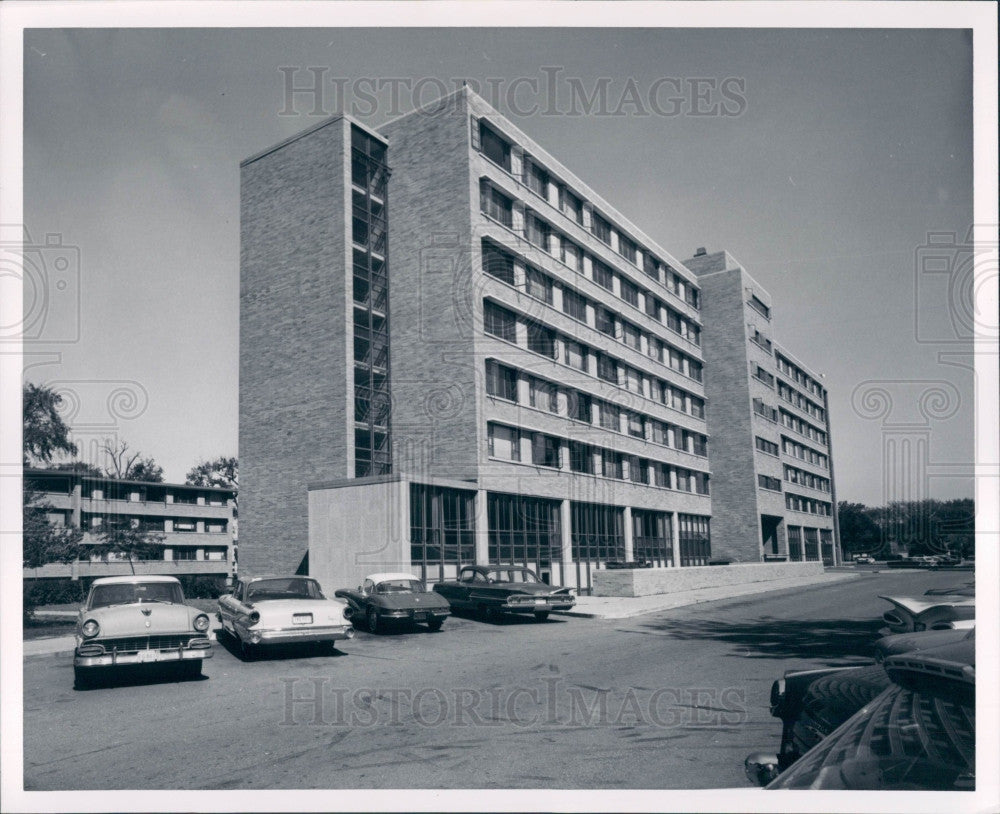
[239, 86, 839, 592]
[684, 248, 839, 565]
[23, 468, 237, 579]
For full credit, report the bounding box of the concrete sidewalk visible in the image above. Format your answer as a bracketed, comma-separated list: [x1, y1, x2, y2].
[23, 571, 861, 656]
[559, 570, 861, 619]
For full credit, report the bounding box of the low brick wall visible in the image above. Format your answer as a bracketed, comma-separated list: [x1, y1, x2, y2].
[591, 561, 827, 597]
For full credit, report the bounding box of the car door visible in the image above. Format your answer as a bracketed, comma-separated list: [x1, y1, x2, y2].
[438, 568, 474, 606]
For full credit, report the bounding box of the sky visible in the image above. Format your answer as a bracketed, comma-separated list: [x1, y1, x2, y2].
[21, 26, 977, 503]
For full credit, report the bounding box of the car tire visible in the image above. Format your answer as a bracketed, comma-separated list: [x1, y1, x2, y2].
[482, 605, 501, 624]
[367, 607, 380, 634]
[534, 611, 550, 622]
[426, 618, 444, 632]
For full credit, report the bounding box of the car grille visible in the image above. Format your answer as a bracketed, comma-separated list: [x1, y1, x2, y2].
[93, 635, 199, 652]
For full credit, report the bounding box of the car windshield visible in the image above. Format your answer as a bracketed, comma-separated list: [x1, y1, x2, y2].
[487, 569, 539, 584]
[768, 685, 975, 790]
[375, 579, 423, 594]
[89, 582, 184, 609]
[246, 578, 325, 601]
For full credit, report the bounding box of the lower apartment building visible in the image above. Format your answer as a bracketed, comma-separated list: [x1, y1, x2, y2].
[239, 86, 839, 593]
[24, 468, 237, 581]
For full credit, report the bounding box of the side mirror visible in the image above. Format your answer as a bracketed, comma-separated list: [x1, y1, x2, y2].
[744, 753, 780, 787]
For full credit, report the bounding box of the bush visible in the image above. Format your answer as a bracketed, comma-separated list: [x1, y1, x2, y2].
[177, 575, 228, 599]
[24, 578, 91, 608]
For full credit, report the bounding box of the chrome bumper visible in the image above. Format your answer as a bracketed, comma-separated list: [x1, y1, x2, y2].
[253, 625, 355, 645]
[504, 598, 575, 613]
[74, 647, 212, 668]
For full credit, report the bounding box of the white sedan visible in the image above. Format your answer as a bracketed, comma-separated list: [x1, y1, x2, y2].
[217, 575, 355, 660]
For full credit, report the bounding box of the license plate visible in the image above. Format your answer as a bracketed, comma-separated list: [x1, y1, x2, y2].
[136, 649, 158, 663]
[413, 612, 427, 621]
[293, 613, 313, 625]
[534, 598, 547, 605]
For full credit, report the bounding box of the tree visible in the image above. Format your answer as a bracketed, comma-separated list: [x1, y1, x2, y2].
[100, 439, 164, 482]
[836, 502, 883, 556]
[23, 383, 77, 465]
[48, 460, 105, 477]
[89, 517, 166, 575]
[186, 456, 238, 515]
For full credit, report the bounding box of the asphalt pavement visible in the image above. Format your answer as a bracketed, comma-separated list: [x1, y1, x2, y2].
[21, 568, 967, 790]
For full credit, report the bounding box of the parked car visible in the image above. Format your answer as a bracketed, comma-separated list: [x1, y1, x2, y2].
[433, 565, 575, 621]
[73, 575, 213, 687]
[745, 633, 976, 788]
[924, 581, 975, 597]
[754, 642, 975, 790]
[334, 572, 450, 633]
[853, 554, 876, 564]
[878, 593, 975, 635]
[217, 575, 355, 660]
[875, 625, 974, 663]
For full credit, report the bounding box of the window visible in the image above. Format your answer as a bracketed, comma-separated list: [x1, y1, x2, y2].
[688, 359, 703, 382]
[524, 267, 553, 304]
[595, 307, 616, 337]
[524, 159, 549, 198]
[689, 396, 705, 419]
[487, 492, 562, 569]
[650, 420, 669, 447]
[685, 286, 701, 310]
[527, 322, 557, 358]
[488, 423, 521, 461]
[481, 184, 513, 227]
[619, 277, 639, 307]
[528, 377, 558, 412]
[618, 234, 637, 264]
[632, 510, 672, 566]
[592, 260, 614, 291]
[623, 366, 642, 394]
[626, 411, 644, 438]
[562, 288, 587, 321]
[561, 240, 583, 271]
[753, 398, 778, 422]
[571, 502, 625, 564]
[560, 188, 584, 224]
[569, 441, 595, 474]
[525, 214, 551, 251]
[569, 391, 591, 423]
[691, 434, 708, 457]
[480, 123, 511, 171]
[748, 294, 770, 319]
[484, 301, 517, 342]
[758, 474, 782, 492]
[678, 514, 711, 567]
[755, 436, 780, 456]
[591, 212, 612, 244]
[485, 360, 518, 401]
[622, 321, 641, 351]
[753, 366, 775, 388]
[647, 336, 663, 363]
[644, 294, 660, 320]
[598, 401, 620, 432]
[564, 339, 588, 371]
[531, 433, 561, 468]
[642, 254, 661, 282]
[602, 451, 624, 479]
[596, 353, 618, 383]
[410, 483, 476, 572]
[482, 242, 515, 285]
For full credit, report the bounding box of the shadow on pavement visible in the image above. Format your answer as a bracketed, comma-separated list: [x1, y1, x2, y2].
[214, 628, 348, 661]
[629, 616, 884, 661]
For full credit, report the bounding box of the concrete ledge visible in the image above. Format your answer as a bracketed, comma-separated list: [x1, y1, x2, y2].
[592, 561, 827, 597]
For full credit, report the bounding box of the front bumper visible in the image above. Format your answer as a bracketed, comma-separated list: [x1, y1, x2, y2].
[74, 640, 212, 668]
[376, 609, 449, 624]
[502, 597, 575, 614]
[250, 624, 355, 646]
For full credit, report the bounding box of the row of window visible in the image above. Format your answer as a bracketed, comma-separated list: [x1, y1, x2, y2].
[787, 526, 834, 563]
[485, 360, 708, 456]
[784, 464, 831, 493]
[752, 365, 775, 388]
[785, 492, 833, 516]
[81, 515, 229, 533]
[779, 408, 828, 446]
[757, 474, 782, 492]
[474, 117, 701, 309]
[83, 548, 230, 563]
[755, 436, 780, 457]
[483, 301, 707, 417]
[777, 380, 826, 422]
[781, 435, 829, 470]
[748, 326, 773, 354]
[487, 422, 711, 494]
[776, 353, 826, 399]
[483, 239, 702, 349]
[752, 397, 779, 423]
[28, 476, 231, 506]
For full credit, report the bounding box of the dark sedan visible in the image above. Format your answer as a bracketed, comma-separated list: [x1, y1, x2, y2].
[433, 565, 575, 622]
[335, 572, 450, 634]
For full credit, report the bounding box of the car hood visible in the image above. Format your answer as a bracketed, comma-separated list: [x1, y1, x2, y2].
[81, 603, 197, 637]
[876, 627, 975, 661]
[372, 592, 451, 611]
[250, 598, 349, 624]
[878, 595, 975, 616]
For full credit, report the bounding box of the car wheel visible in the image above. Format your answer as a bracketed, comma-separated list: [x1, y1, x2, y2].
[367, 607, 380, 634]
[482, 605, 501, 624]
[240, 639, 258, 662]
[534, 611, 550, 622]
[426, 618, 444, 632]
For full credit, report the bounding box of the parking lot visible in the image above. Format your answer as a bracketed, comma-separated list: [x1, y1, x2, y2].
[23, 570, 966, 790]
